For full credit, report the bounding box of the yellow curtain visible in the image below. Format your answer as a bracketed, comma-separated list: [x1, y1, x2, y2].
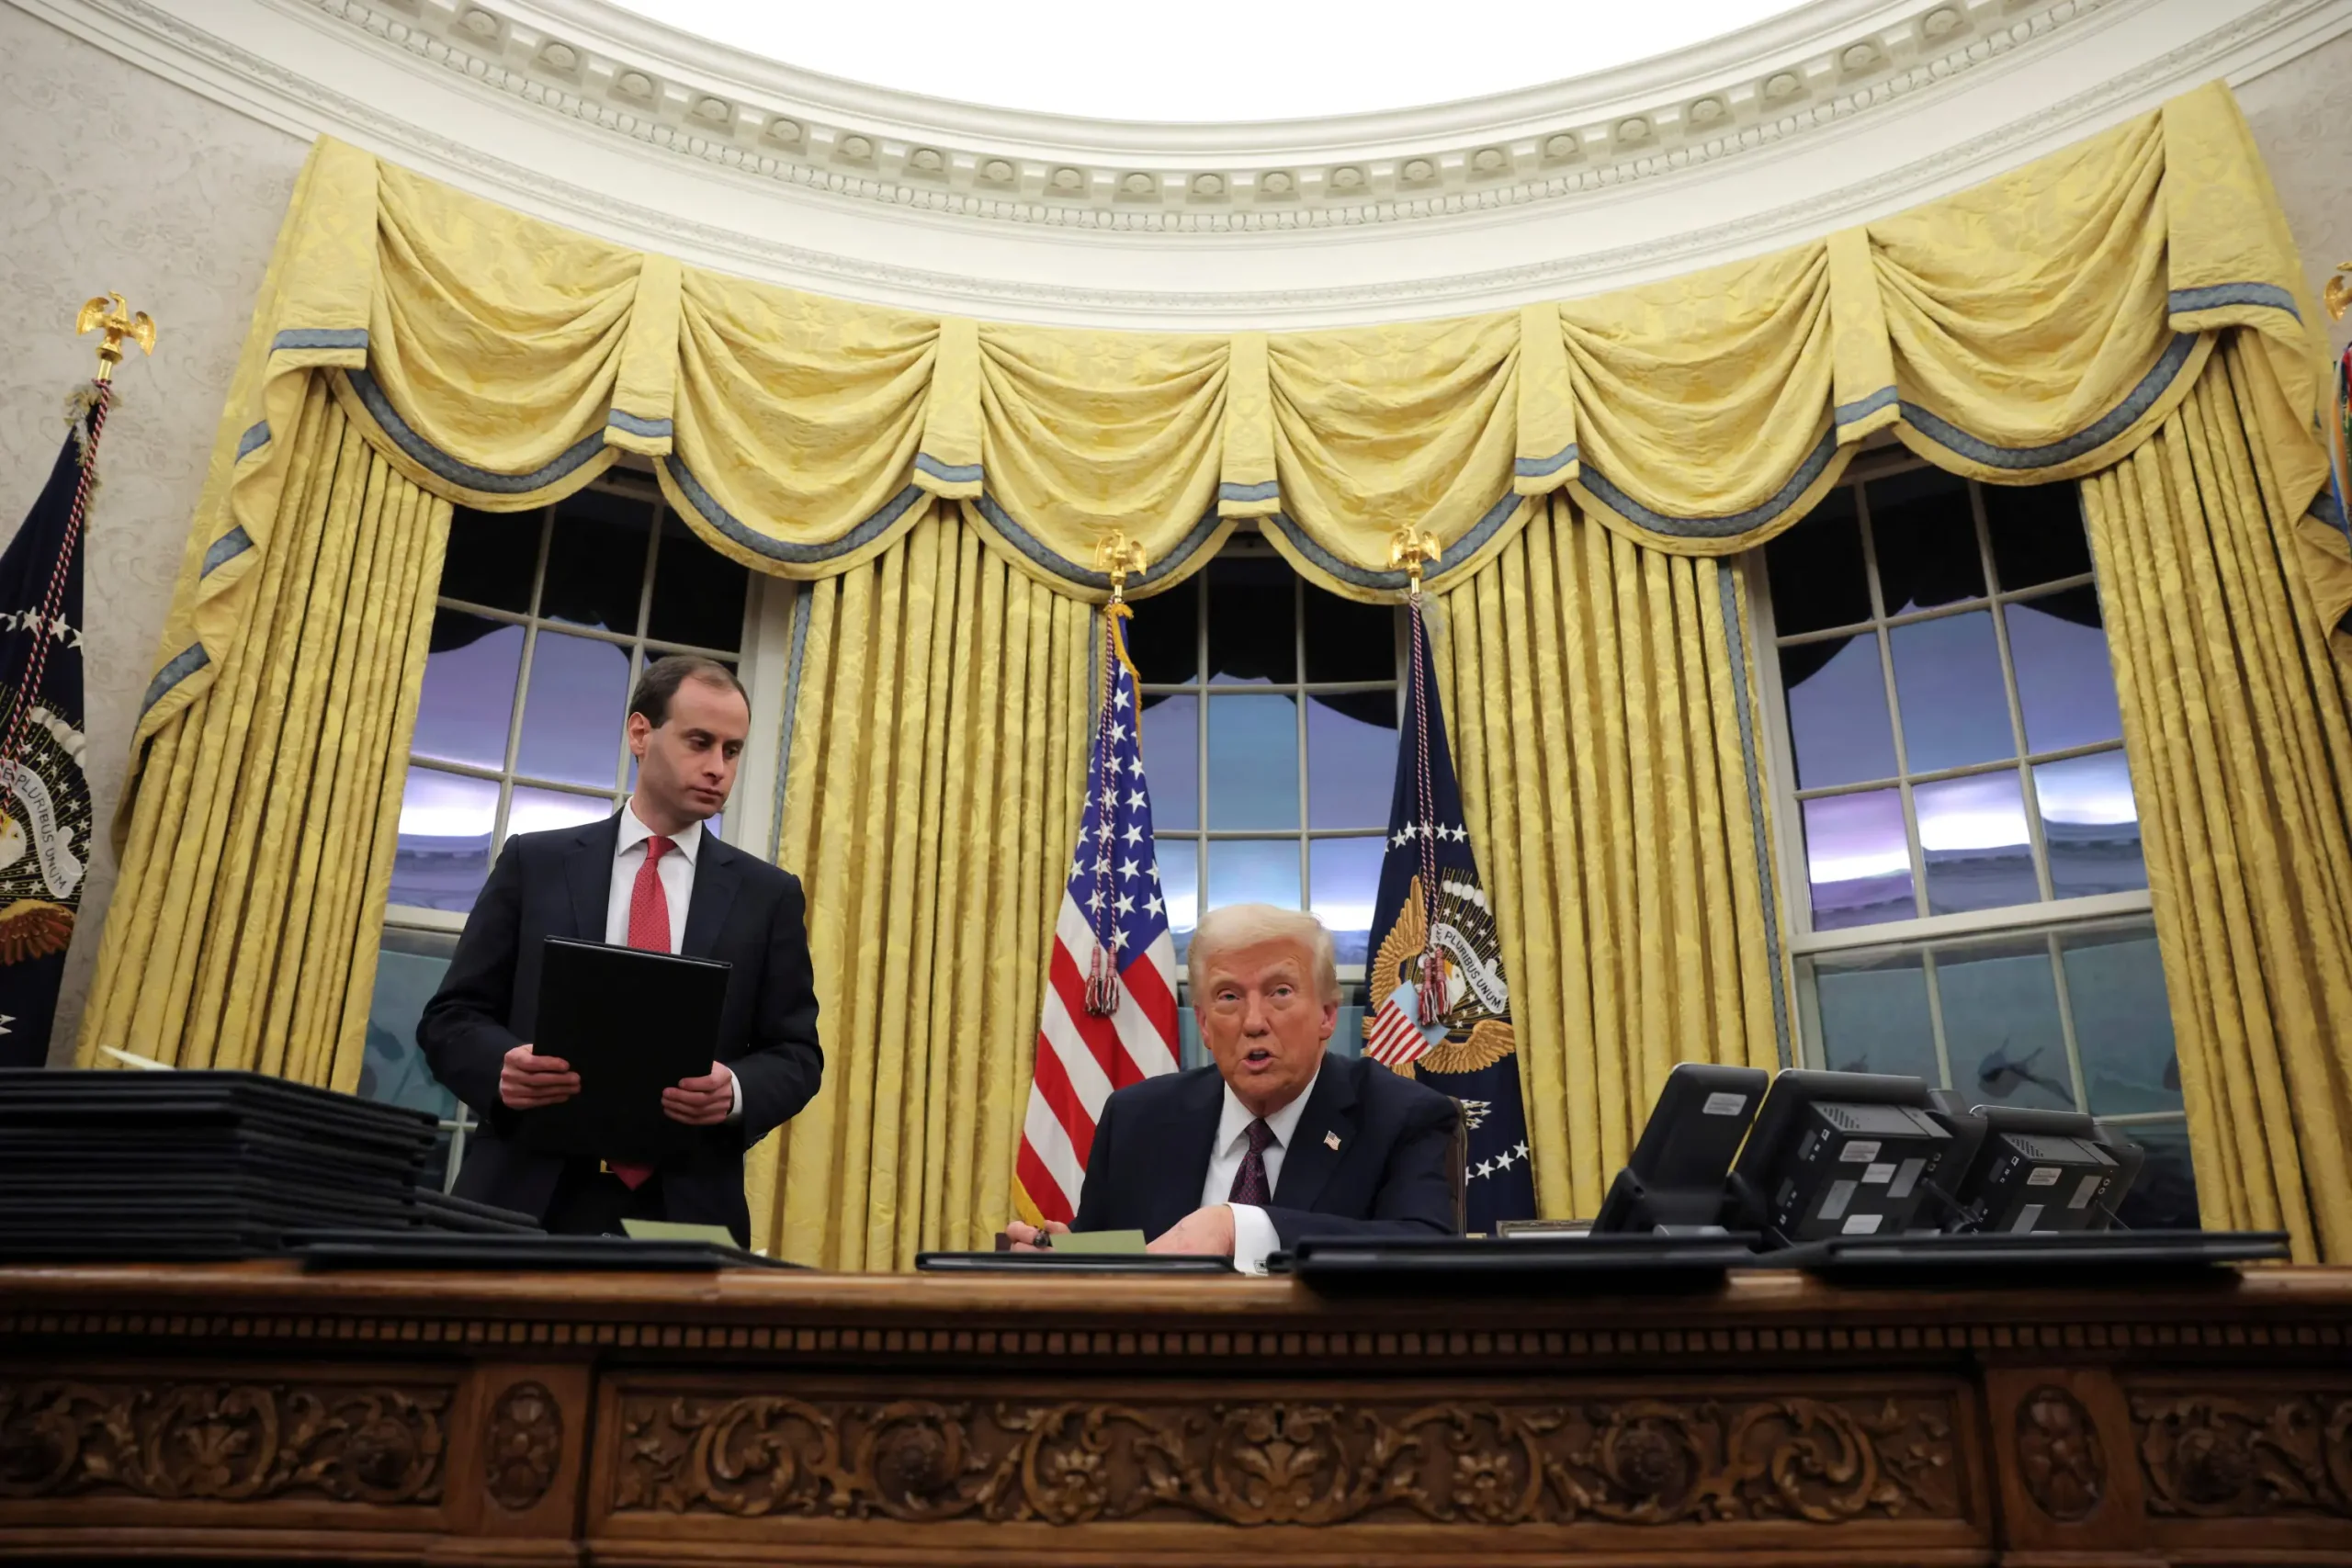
[752, 505, 1092, 1268]
[77, 387, 449, 1086]
[1435, 497, 1788, 1216]
[2081, 340, 2352, 1262]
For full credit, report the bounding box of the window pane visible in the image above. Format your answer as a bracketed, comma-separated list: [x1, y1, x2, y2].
[1207, 693, 1300, 829]
[2110, 1120, 2200, 1231]
[1763, 487, 1870, 636]
[1783, 637, 1896, 789]
[1869, 468, 1984, 615]
[1984, 481, 2091, 591]
[1936, 939, 2075, 1111]
[1129, 575, 1198, 684]
[1917, 769, 2038, 914]
[391, 767, 498, 911]
[541, 488, 651, 633]
[1206, 838, 1300, 913]
[1138, 694, 1199, 830]
[2007, 588, 2121, 752]
[2036, 750, 2146, 898]
[1306, 693, 1396, 829]
[1159, 838, 1200, 961]
[1303, 586, 1396, 683]
[440, 507, 540, 612]
[1891, 610, 2014, 773]
[1810, 951, 1940, 1084]
[1310, 838, 1385, 966]
[647, 510, 750, 651]
[516, 631, 629, 787]
[1205, 556, 1295, 683]
[2062, 928, 2179, 1116]
[413, 615, 521, 771]
[1802, 788, 1915, 930]
[506, 784, 615, 840]
[358, 931, 460, 1121]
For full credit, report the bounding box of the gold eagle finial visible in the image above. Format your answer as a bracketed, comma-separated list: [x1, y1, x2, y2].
[76, 294, 156, 382]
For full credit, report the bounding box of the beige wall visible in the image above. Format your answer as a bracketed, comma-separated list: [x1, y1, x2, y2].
[0, 4, 306, 1064]
[0, 3, 2348, 1068]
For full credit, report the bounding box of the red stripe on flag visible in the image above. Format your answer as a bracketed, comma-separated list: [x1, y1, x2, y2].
[1048, 940, 1146, 1089]
[1016, 1140, 1074, 1224]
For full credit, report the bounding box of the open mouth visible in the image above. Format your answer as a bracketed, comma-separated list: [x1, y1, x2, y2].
[1241, 1046, 1275, 1069]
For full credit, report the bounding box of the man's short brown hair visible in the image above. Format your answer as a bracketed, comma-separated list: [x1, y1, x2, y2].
[628, 654, 746, 728]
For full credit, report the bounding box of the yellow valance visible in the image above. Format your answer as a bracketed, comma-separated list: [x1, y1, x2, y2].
[143, 80, 2343, 750]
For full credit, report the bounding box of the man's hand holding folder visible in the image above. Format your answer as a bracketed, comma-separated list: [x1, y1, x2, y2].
[498, 1043, 734, 1125]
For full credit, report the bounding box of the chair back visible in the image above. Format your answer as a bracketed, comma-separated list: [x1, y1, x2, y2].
[1445, 1096, 1470, 1234]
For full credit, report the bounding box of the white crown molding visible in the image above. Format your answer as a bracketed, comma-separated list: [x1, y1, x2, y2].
[13, 0, 2352, 326]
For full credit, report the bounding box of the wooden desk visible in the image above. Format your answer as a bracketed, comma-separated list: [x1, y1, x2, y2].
[2, 1262, 2348, 1565]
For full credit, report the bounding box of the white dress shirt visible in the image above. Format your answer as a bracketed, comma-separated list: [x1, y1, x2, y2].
[605, 799, 740, 1120]
[1199, 1063, 1321, 1276]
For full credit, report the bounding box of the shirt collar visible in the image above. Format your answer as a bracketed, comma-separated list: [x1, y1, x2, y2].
[1216, 1058, 1322, 1156]
[617, 796, 703, 864]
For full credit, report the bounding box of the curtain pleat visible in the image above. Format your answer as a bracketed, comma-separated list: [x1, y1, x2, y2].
[1434, 499, 1785, 1218]
[2079, 340, 2352, 1262]
[754, 506, 1091, 1268]
[76, 390, 449, 1086]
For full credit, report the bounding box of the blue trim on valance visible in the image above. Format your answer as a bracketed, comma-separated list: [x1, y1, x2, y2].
[605, 410, 673, 440]
[1901, 333, 2199, 470]
[1834, 386, 1900, 426]
[346, 369, 607, 495]
[1263, 485, 1524, 591]
[1580, 431, 1841, 540]
[139, 643, 210, 719]
[270, 328, 369, 354]
[2169, 282, 2301, 321]
[1218, 479, 1279, 504]
[1513, 444, 1578, 479]
[973, 495, 1225, 592]
[665, 458, 927, 565]
[200, 527, 253, 578]
[235, 422, 271, 462]
[915, 454, 984, 485]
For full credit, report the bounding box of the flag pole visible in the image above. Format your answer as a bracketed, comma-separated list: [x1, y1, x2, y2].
[0, 297, 151, 803]
[1387, 527, 1449, 1028]
[1083, 530, 1148, 1017]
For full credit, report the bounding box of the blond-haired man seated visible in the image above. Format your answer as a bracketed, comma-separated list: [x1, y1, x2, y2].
[1007, 903, 1461, 1273]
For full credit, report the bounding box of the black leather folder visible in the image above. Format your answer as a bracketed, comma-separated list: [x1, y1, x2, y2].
[517, 937, 729, 1166]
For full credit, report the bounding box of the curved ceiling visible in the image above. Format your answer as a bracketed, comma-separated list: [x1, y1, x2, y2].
[602, 0, 1808, 123]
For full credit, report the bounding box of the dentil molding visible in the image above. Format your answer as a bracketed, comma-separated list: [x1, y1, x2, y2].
[12, 0, 2352, 324]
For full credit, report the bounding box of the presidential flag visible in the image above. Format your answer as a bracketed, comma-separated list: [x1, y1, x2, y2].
[0, 396, 100, 1066]
[1015, 604, 1181, 1224]
[1362, 599, 1535, 1232]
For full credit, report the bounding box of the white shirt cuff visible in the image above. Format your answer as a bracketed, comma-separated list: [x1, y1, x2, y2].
[727, 1067, 743, 1122]
[1227, 1203, 1280, 1275]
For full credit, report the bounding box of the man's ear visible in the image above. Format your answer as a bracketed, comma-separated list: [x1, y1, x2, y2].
[625, 710, 652, 756]
[1317, 999, 1339, 1042]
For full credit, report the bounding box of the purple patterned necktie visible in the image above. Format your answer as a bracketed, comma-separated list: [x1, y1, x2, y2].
[1227, 1118, 1276, 1206]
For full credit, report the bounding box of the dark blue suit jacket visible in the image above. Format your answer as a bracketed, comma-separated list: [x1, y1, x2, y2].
[416, 812, 822, 1244]
[1070, 1051, 1459, 1248]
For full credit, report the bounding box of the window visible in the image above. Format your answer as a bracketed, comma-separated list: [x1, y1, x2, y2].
[359, 474, 759, 1190]
[1756, 461, 2196, 1227]
[1131, 538, 1407, 1064]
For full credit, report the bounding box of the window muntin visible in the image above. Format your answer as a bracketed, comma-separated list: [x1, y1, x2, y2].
[392, 480, 752, 914]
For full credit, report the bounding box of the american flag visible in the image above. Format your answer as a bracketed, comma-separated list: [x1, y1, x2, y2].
[1015, 607, 1181, 1224]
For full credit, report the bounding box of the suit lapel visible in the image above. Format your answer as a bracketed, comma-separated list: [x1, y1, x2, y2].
[1159, 1068, 1227, 1237]
[1272, 1055, 1356, 1214]
[681, 835, 742, 959]
[564, 814, 624, 940]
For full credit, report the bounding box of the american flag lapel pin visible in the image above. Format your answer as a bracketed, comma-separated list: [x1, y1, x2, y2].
[1324, 1131, 1341, 1151]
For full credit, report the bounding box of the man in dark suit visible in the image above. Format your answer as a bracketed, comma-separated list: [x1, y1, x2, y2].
[1007, 904, 1458, 1269]
[418, 656, 821, 1246]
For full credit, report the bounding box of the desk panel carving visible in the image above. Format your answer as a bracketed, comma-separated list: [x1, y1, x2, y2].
[2132, 1389, 2352, 1521]
[611, 1388, 1962, 1528]
[0, 1377, 448, 1505]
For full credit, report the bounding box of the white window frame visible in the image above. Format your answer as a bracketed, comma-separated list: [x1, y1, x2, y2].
[1137, 530, 1407, 993]
[377, 463, 793, 1187]
[1748, 451, 2178, 1138]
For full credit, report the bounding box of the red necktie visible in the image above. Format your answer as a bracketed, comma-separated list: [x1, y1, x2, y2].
[606, 834, 674, 1191]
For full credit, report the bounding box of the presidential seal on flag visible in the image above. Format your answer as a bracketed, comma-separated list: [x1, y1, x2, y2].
[1364, 871, 1513, 1079]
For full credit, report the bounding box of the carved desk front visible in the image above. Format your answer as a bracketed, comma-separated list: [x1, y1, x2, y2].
[2, 1262, 2348, 1565]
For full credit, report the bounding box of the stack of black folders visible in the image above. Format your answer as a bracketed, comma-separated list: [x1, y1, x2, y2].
[0, 1067, 537, 1262]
